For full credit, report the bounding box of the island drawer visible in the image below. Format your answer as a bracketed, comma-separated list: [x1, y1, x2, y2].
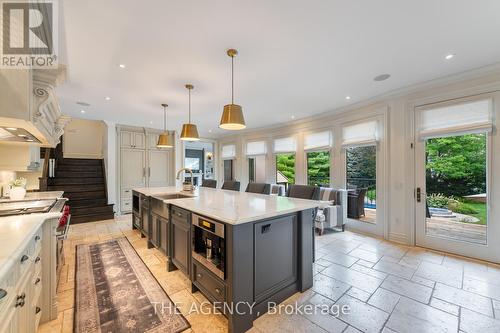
[192, 260, 225, 303]
[171, 206, 190, 222]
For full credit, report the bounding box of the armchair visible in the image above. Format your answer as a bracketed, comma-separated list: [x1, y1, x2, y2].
[315, 188, 347, 235]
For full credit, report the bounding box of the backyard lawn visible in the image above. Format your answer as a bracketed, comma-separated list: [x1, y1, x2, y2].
[462, 201, 487, 225]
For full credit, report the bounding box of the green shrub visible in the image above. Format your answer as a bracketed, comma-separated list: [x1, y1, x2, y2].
[427, 193, 451, 209]
[453, 202, 479, 215]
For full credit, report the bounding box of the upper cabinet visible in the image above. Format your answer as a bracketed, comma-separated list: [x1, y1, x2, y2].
[121, 131, 145, 149]
[0, 66, 71, 147]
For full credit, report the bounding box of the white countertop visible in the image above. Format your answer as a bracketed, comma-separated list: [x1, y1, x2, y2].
[0, 191, 64, 203]
[134, 186, 324, 225]
[0, 212, 61, 279]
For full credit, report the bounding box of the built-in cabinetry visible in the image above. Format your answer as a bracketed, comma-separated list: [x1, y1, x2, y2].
[170, 206, 191, 276]
[117, 126, 175, 214]
[0, 217, 59, 333]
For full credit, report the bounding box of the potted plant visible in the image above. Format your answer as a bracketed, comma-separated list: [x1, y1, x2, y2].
[9, 177, 27, 200]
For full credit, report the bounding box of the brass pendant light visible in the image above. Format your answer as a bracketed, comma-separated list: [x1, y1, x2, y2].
[180, 84, 200, 141]
[157, 103, 173, 148]
[219, 49, 246, 130]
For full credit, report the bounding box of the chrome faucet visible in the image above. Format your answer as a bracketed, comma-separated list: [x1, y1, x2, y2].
[176, 168, 194, 191]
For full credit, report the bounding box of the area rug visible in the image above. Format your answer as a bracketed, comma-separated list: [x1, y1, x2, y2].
[75, 237, 190, 333]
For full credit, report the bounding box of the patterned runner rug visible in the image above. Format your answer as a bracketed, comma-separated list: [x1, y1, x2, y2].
[75, 237, 190, 333]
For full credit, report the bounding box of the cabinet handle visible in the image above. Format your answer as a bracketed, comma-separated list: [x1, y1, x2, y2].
[35, 235, 41, 241]
[261, 224, 271, 234]
[197, 273, 202, 278]
[148, 167, 151, 177]
[0, 289, 6, 300]
[35, 278, 41, 285]
[20, 255, 29, 263]
[35, 256, 41, 263]
[36, 307, 41, 314]
[15, 299, 25, 308]
[215, 288, 222, 295]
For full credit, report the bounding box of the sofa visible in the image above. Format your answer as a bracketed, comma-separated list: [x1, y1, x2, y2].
[315, 187, 348, 235]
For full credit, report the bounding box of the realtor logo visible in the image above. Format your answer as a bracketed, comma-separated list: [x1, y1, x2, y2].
[1, 0, 58, 68]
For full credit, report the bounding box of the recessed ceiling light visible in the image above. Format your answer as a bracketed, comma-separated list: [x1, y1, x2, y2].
[119, 64, 126, 68]
[80, 110, 86, 114]
[345, 96, 351, 100]
[18, 134, 27, 137]
[209, 129, 212, 133]
[105, 96, 111, 101]
[374, 74, 391, 82]
[150, 121, 153, 124]
[6, 127, 17, 131]
[445, 54, 455, 60]
[291, 115, 296, 120]
[27, 139, 34, 142]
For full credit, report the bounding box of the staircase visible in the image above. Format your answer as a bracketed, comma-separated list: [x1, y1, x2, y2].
[42, 144, 115, 224]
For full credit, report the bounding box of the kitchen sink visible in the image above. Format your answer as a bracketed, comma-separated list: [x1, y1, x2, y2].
[153, 193, 193, 200]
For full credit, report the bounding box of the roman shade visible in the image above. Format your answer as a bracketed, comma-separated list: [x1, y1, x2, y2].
[342, 120, 378, 147]
[274, 136, 296, 153]
[417, 99, 493, 140]
[304, 131, 332, 151]
[221, 144, 236, 159]
[246, 140, 267, 156]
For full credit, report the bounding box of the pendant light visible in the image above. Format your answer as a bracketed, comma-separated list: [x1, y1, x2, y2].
[219, 49, 246, 130]
[157, 103, 173, 148]
[180, 84, 200, 141]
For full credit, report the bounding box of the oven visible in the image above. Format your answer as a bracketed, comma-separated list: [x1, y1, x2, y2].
[192, 214, 225, 280]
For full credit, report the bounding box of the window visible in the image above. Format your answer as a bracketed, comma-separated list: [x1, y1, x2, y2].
[346, 145, 377, 223]
[342, 121, 378, 147]
[248, 155, 266, 183]
[221, 144, 236, 159]
[246, 141, 267, 183]
[276, 154, 295, 187]
[307, 151, 330, 186]
[223, 159, 233, 181]
[246, 141, 267, 156]
[274, 137, 296, 188]
[305, 131, 332, 187]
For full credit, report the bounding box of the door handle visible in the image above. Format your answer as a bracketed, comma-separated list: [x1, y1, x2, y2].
[416, 188, 422, 203]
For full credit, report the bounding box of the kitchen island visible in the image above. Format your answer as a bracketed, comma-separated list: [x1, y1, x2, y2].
[133, 186, 323, 333]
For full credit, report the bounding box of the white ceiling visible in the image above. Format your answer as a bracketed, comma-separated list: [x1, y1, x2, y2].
[57, 0, 500, 138]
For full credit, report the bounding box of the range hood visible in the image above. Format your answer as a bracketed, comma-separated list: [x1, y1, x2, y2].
[0, 66, 71, 147]
[0, 127, 41, 143]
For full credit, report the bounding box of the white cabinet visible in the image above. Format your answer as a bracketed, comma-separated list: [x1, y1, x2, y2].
[121, 131, 145, 149]
[148, 149, 173, 187]
[118, 128, 175, 214]
[120, 149, 147, 188]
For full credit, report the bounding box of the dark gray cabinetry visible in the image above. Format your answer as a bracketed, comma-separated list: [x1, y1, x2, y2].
[254, 215, 297, 303]
[158, 215, 169, 254]
[140, 194, 150, 238]
[192, 261, 225, 303]
[150, 214, 160, 248]
[171, 206, 191, 275]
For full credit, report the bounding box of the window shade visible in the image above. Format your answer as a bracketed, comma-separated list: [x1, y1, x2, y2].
[246, 141, 267, 156]
[418, 99, 493, 140]
[342, 121, 378, 147]
[221, 144, 236, 159]
[274, 137, 296, 153]
[304, 131, 332, 150]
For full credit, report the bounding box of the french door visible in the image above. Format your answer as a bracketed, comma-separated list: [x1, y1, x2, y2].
[414, 94, 500, 263]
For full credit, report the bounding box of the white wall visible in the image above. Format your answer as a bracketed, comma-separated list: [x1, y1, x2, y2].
[103, 121, 117, 206]
[63, 119, 105, 159]
[215, 67, 500, 245]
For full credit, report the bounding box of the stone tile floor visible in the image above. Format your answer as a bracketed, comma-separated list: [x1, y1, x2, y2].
[39, 215, 500, 333]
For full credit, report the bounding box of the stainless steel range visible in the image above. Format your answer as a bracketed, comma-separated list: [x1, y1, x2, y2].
[0, 198, 67, 217]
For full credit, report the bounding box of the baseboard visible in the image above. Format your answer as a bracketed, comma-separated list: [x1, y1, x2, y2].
[388, 232, 409, 245]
